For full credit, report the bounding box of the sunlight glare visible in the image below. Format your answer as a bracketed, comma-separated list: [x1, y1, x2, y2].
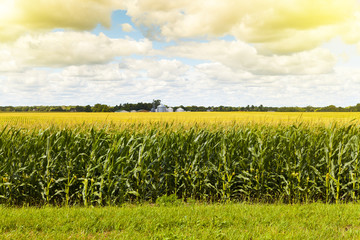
[0, 0, 15, 20]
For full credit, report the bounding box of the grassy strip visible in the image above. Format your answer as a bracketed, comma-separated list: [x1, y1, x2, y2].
[0, 203, 360, 239]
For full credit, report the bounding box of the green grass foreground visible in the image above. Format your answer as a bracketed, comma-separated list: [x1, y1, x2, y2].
[1, 203, 360, 239]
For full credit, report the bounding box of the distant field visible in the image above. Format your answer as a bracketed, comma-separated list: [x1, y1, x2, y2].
[1, 112, 360, 128]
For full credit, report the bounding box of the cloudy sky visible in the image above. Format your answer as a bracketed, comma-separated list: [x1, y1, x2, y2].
[1, 0, 360, 107]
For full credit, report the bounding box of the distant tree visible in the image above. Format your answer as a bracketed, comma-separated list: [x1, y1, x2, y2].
[259, 104, 264, 112]
[319, 105, 338, 112]
[75, 105, 85, 112]
[305, 106, 315, 112]
[102, 105, 111, 112]
[92, 104, 111, 112]
[49, 106, 64, 112]
[152, 99, 161, 109]
[84, 105, 92, 112]
[355, 104, 360, 112]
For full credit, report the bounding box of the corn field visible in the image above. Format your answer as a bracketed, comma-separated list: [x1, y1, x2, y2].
[1, 120, 360, 206]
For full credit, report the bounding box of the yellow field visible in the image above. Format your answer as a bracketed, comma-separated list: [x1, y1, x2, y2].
[1, 112, 360, 129]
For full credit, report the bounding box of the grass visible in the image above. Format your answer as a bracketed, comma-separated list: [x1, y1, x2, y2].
[1, 203, 360, 239]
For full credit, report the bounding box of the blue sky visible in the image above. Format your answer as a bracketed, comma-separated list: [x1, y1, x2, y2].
[1, 0, 360, 107]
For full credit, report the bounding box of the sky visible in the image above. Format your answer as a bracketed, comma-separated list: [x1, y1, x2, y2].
[1, 0, 360, 107]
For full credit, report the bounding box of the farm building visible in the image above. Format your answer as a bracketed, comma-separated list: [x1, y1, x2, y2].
[176, 108, 185, 112]
[157, 104, 167, 112]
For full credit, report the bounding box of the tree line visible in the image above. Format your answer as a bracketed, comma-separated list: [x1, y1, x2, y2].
[1, 103, 360, 112]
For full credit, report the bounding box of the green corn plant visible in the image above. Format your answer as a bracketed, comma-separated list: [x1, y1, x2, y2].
[1, 121, 360, 206]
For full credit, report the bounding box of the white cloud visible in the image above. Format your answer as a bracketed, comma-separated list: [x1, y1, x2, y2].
[123, 0, 360, 53]
[1, 0, 359, 107]
[1, 58, 359, 107]
[0, 32, 152, 71]
[121, 23, 134, 32]
[162, 40, 336, 75]
[120, 58, 190, 79]
[0, 0, 123, 41]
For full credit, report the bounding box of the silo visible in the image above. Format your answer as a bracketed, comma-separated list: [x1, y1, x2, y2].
[157, 104, 167, 112]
